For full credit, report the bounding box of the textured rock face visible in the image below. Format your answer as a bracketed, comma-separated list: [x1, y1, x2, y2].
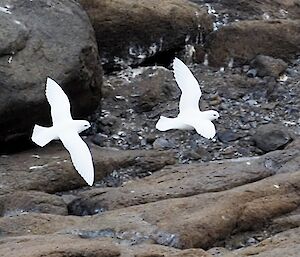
[0, 143, 175, 194]
[191, 0, 300, 20]
[253, 124, 292, 153]
[0, 234, 212, 257]
[205, 19, 300, 66]
[1, 0, 300, 256]
[0, 0, 102, 149]
[0, 191, 68, 216]
[250, 55, 288, 78]
[1, 141, 300, 255]
[79, 0, 213, 70]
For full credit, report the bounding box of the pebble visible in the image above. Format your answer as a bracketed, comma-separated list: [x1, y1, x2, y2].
[153, 138, 175, 150]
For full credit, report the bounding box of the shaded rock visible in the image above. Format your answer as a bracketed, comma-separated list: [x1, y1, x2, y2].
[153, 137, 175, 150]
[205, 19, 300, 67]
[250, 55, 288, 78]
[223, 227, 300, 257]
[0, 142, 175, 194]
[217, 130, 245, 143]
[79, 0, 213, 70]
[191, 0, 300, 21]
[131, 67, 175, 113]
[253, 124, 292, 152]
[0, 0, 102, 149]
[0, 191, 67, 217]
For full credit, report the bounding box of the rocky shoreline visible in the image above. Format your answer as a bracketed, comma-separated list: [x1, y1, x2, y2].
[1, 0, 300, 256]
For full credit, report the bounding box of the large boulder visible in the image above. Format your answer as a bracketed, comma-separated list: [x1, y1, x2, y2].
[0, 0, 102, 150]
[190, 0, 300, 21]
[79, 0, 213, 70]
[205, 19, 300, 66]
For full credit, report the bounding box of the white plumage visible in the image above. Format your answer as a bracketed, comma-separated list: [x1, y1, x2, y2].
[156, 58, 219, 139]
[31, 78, 94, 186]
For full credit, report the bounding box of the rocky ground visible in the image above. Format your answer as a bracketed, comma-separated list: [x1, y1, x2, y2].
[1, 0, 300, 256]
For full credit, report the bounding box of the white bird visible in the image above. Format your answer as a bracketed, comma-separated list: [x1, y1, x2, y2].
[156, 57, 219, 139]
[31, 77, 94, 186]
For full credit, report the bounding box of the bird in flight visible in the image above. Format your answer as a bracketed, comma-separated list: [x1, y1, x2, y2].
[156, 57, 219, 139]
[31, 77, 94, 186]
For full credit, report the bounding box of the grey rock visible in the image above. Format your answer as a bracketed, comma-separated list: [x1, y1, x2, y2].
[253, 124, 292, 153]
[246, 68, 257, 77]
[0, 0, 102, 149]
[218, 130, 244, 143]
[153, 138, 175, 150]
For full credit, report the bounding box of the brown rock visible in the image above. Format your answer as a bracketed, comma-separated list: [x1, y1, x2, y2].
[69, 140, 300, 214]
[79, 0, 213, 70]
[0, 190, 67, 217]
[0, 235, 120, 257]
[250, 55, 288, 77]
[205, 19, 300, 66]
[0, 142, 175, 194]
[202, 0, 300, 21]
[0, 234, 212, 257]
[131, 67, 176, 113]
[1, 162, 300, 250]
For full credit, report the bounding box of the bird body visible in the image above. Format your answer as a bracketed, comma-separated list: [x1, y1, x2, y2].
[31, 78, 94, 186]
[156, 58, 219, 139]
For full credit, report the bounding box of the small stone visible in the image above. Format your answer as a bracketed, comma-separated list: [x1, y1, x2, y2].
[153, 138, 175, 150]
[218, 130, 243, 143]
[253, 124, 292, 153]
[247, 68, 257, 77]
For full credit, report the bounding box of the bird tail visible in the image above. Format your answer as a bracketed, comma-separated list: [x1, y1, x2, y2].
[156, 116, 181, 131]
[31, 125, 56, 147]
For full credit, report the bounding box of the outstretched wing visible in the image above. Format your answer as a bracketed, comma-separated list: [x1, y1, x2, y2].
[173, 58, 202, 115]
[191, 119, 216, 139]
[45, 77, 72, 124]
[60, 131, 94, 186]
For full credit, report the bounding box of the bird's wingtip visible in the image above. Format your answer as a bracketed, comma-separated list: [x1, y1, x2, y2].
[82, 171, 94, 187]
[173, 57, 180, 64]
[86, 177, 94, 186]
[46, 77, 54, 83]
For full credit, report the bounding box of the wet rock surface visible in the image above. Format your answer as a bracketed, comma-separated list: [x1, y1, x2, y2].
[1, 0, 300, 256]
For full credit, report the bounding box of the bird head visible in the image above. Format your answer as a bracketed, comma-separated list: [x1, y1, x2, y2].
[76, 120, 91, 133]
[204, 110, 220, 121]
